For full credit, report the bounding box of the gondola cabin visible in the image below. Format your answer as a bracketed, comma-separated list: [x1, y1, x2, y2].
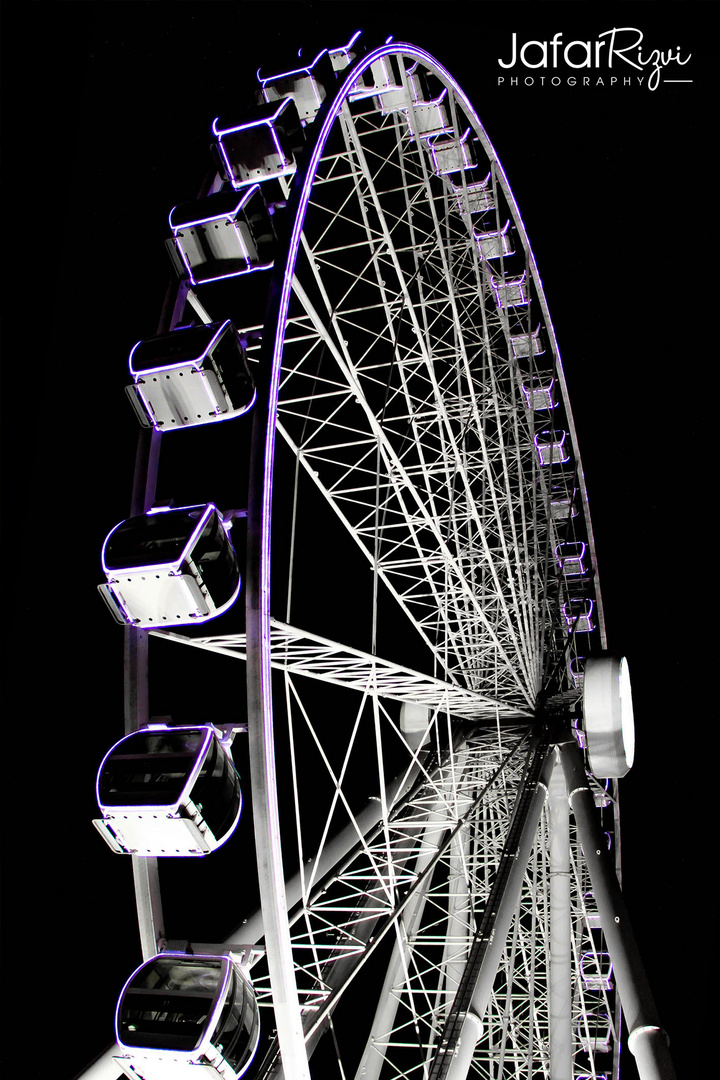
[563, 598, 595, 634]
[576, 994, 612, 1055]
[98, 503, 241, 627]
[212, 98, 304, 189]
[429, 126, 477, 175]
[168, 186, 276, 285]
[475, 220, 514, 261]
[580, 950, 613, 991]
[534, 429, 570, 466]
[521, 374, 556, 412]
[569, 656, 585, 689]
[555, 541, 588, 577]
[93, 724, 242, 856]
[259, 49, 331, 125]
[127, 321, 256, 432]
[114, 953, 260, 1080]
[256, 33, 362, 125]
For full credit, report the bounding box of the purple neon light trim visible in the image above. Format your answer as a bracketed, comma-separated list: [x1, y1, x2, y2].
[168, 186, 261, 231]
[215, 127, 294, 192]
[328, 30, 362, 71]
[475, 219, 511, 243]
[534, 430, 568, 449]
[556, 541, 587, 557]
[96, 724, 214, 812]
[212, 98, 293, 137]
[115, 953, 232, 1054]
[258, 50, 328, 85]
[450, 169, 492, 194]
[433, 125, 471, 146]
[424, 85, 448, 108]
[129, 321, 232, 378]
[563, 598, 595, 628]
[101, 502, 216, 577]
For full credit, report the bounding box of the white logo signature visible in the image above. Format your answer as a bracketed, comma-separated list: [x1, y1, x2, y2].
[498, 28, 691, 90]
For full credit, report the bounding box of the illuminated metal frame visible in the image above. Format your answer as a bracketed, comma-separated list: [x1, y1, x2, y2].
[81, 33, 680, 1080]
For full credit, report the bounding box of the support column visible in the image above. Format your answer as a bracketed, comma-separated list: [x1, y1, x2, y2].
[445, 1013, 484, 1080]
[556, 738, 676, 1080]
[353, 803, 458, 1080]
[548, 755, 572, 1080]
[429, 742, 554, 1080]
[467, 748, 555, 1021]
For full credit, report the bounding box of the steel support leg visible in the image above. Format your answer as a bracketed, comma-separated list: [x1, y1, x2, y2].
[556, 737, 676, 1080]
[548, 754, 572, 1080]
[468, 749, 554, 1017]
[445, 1013, 484, 1080]
[430, 741, 555, 1080]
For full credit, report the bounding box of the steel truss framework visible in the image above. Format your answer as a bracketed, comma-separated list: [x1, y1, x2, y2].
[86, 36, 652, 1080]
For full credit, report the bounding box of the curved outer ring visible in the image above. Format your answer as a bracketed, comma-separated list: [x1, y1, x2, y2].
[245, 41, 605, 1075]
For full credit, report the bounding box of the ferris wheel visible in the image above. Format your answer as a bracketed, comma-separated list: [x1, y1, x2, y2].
[86, 33, 674, 1080]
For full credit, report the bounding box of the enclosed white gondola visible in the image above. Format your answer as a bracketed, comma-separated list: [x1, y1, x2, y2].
[563, 597, 596, 634]
[556, 540, 588, 577]
[510, 325, 544, 359]
[98, 503, 241, 627]
[535, 428, 571, 465]
[428, 125, 477, 174]
[474, 219, 514, 261]
[451, 170, 495, 213]
[580, 949, 614, 990]
[257, 33, 362, 124]
[212, 98, 305, 189]
[522, 374, 556, 411]
[114, 953, 260, 1080]
[551, 483, 579, 522]
[126, 320, 256, 431]
[577, 994, 613, 1055]
[168, 187, 276, 286]
[400, 81, 451, 136]
[93, 724, 242, 856]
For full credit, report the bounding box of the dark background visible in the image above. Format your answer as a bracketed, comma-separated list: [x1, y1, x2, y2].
[2, 3, 712, 1078]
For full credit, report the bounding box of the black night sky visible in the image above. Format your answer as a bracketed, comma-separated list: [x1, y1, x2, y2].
[1, 4, 712, 1079]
